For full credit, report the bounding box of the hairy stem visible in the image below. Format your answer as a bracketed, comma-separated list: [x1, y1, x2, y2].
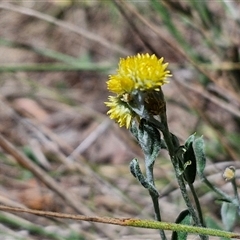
[157, 96, 208, 239]
[146, 162, 167, 240]
[189, 183, 205, 227]
[159, 108, 200, 224]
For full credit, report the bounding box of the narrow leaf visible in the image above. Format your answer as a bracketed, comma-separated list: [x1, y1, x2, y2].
[184, 133, 195, 148]
[129, 159, 159, 196]
[138, 119, 161, 166]
[183, 142, 196, 184]
[171, 209, 191, 240]
[221, 202, 238, 231]
[193, 136, 206, 178]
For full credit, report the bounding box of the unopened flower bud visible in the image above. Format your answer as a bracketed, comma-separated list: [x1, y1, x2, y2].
[144, 90, 165, 115]
[223, 166, 235, 181]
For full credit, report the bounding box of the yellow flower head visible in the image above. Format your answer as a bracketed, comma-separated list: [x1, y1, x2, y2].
[105, 53, 171, 128]
[107, 53, 171, 95]
[105, 96, 136, 128]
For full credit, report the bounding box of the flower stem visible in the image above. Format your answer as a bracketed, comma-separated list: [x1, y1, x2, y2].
[159, 109, 200, 223]
[157, 97, 208, 239]
[203, 175, 238, 205]
[161, 118, 208, 240]
[145, 161, 167, 240]
[231, 178, 240, 207]
[189, 183, 205, 227]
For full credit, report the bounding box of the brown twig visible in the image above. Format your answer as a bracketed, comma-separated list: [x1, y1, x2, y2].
[0, 205, 240, 239]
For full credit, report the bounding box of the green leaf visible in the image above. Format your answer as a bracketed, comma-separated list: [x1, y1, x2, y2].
[129, 158, 159, 197]
[23, 146, 39, 163]
[221, 202, 238, 231]
[184, 133, 196, 148]
[193, 136, 206, 178]
[188, 0, 215, 29]
[130, 118, 161, 163]
[183, 141, 196, 184]
[205, 216, 222, 230]
[171, 133, 180, 149]
[171, 209, 191, 240]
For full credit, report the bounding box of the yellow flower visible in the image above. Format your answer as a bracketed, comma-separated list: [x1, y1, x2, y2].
[107, 53, 171, 95]
[105, 96, 136, 128]
[105, 53, 171, 128]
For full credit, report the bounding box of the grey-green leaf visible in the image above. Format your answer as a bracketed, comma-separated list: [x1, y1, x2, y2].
[129, 158, 159, 196]
[193, 136, 206, 178]
[221, 202, 238, 231]
[138, 119, 161, 166]
[184, 133, 196, 149]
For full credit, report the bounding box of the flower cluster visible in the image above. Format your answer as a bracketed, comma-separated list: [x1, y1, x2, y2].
[105, 53, 171, 128]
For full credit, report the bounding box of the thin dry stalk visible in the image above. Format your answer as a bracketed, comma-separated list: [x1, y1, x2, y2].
[174, 79, 239, 161]
[0, 2, 130, 56]
[0, 133, 115, 239]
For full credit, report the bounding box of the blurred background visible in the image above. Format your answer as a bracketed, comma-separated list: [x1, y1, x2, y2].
[0, 1, 240, 239]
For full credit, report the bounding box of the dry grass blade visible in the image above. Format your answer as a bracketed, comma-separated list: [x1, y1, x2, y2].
[113, 0, 238, 91]
[0, 2, 130, 56]
[0, 211, 65, 240]
[0, 213, 36, 240]
[177, 79, 240, 119]
[0, 96, 147, 219]
[161, 0, 192, 16]
[67, 119, 111, 158]
[0, 133, 115, 239]
[1, 1, 240, 238]
[174, 79, 239, 161]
